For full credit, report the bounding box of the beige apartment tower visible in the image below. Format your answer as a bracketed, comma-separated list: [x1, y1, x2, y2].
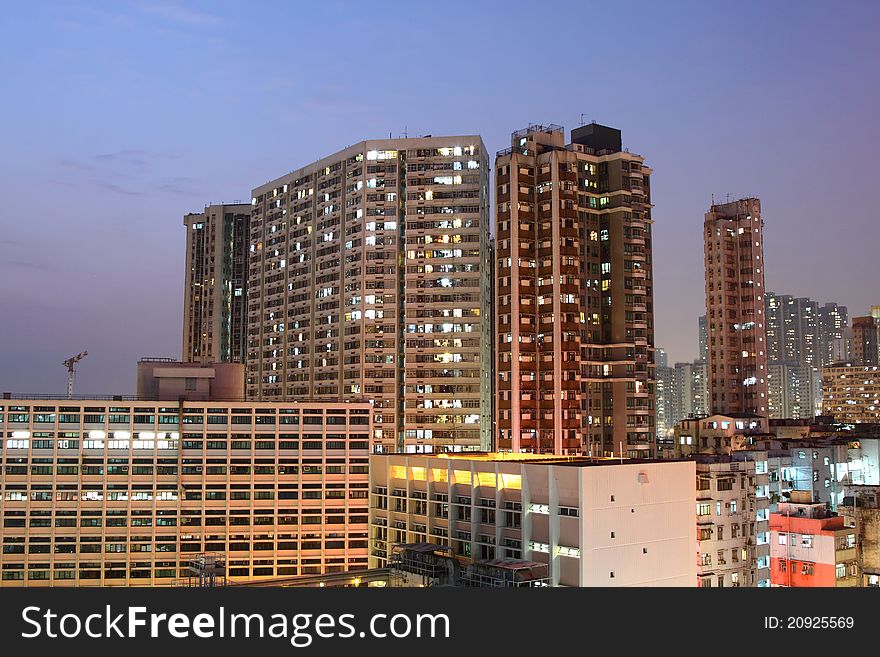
[495, 123, 655, 457]
[183, 203, 251, 364]
[703, 197, 769, 416]
[247, 137, 492, 454]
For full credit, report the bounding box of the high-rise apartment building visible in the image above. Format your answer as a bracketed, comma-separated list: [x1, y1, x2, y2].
[656, 347, 668, 369]
[765, 294, 819, 368]
[852, 314, 880, 367]
[183, 203, 251, 364]
[698, 315, 708, 363]
[822, 364, 880, 423]
[703, 197, 768, 416]
[767, 361, 813, 420]
[656, 360, 674, 441]
[818, 302, 849, 366]
[656, 359, 709, 443]
[495, 123, 655, 457]
[674, 360, 710, 421]
[247, 137, 492, 454]
[0, 398, 372, 586]
[765, 293, 849, 418]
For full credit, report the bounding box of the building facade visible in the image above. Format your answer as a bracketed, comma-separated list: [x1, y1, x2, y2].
[495, 123, 655, 456]
[369, 453, 696, 587]
[703, 197, 768, 417]
[657, 359, 710, 444]
[764, 293, 850, 419]
[0, 398, 371, 587]
[672, 413, 768, 457]
[843, 485, 880, 587]
[136, 358, 245, 401]
[822, 364, 880, 424]
[818, 302, 849, 367]
[767, 361, 814, 420]
[851, 314, 880, 367]
[183, 203, 251, 364]
[769, 495, 858, 587]
[698, 315, 708, 363]
[246, 137, 492, 454]
[696, 455, 770, 587]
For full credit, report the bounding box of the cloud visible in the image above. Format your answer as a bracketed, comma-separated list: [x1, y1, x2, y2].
[59, 158, 96, 172]
[94, 149, 154, 171]
[55, 150, 187, 200]
[138, 3, 221, 27]
[4, 260, 48, 270]
[155, 178, 199, 197]
[96, 182, 144, 197]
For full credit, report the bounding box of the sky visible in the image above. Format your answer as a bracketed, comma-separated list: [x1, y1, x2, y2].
[1, 0, 878, 395]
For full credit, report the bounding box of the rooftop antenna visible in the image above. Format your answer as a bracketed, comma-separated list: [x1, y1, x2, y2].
[63, 351, 88, 399]
[579, 113, 587, 126]
[403, 125, 408, 138]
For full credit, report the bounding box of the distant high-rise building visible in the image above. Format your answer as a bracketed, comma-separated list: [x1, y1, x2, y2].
[767, 361, 813, 420]
[495, 123, 655, 457]
[852, 314, 880, 366]
[656, 358, 709, 441]
[656, 347, 668, 368]
[765, 294, 819, 368]
[764, 292, 849, 419]
[247, 137, 492, 454]
[703, 197, 768, 416]
[830, 332, 852, 364]
[818, 302, 849, 366]
[183, 203, 251, 364]
[822, 364, 880, 423]
[698, 315, 708, 363]
[655, 358, 675, 441]
[676, 360, 710, 420]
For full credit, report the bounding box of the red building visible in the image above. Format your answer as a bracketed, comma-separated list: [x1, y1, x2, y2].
[769, 494, 858, 587]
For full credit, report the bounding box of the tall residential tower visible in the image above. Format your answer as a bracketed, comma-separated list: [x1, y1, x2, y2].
[247, 137, 492, 454]
[182, 203, 251, 364]
[495, 123, 655, 457]
[703, 197, 768, 416]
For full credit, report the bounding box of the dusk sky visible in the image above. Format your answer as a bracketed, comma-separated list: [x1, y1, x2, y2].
[1, 1, 878, 395]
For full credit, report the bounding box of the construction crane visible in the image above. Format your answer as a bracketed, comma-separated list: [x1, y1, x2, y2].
[63, 351, 88, 399]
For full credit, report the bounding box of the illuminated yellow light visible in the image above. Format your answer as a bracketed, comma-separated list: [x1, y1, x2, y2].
[498, 473, 522, 490]
[453, 470, 472, 485]
[476, 471, 497, 488]
[411, 466, 426, 481]
[431, 468, 448, 482]
[390, 465, 408, 480]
